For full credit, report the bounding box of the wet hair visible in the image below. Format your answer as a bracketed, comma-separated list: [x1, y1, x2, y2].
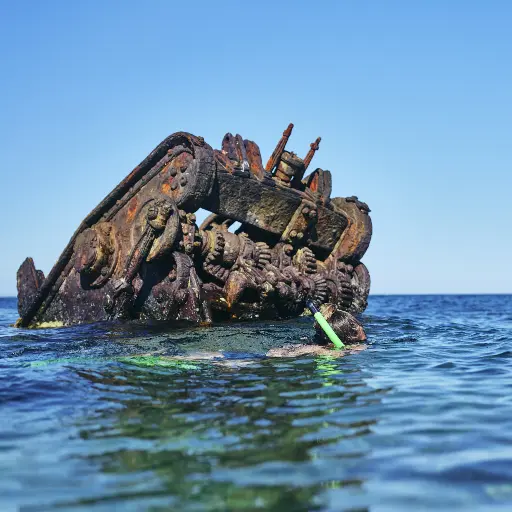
[314, 303, 367, 345]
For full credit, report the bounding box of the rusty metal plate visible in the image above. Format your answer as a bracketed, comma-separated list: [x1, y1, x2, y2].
[203, 171, 301, 235]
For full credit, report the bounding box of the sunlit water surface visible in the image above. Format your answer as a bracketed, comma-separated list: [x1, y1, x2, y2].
[1, 295, 512, 511]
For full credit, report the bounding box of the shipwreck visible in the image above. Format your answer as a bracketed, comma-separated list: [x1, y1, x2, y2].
[16, 124, 372, 331]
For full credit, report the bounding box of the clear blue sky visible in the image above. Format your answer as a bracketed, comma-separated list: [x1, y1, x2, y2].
[1, 1, 511, 296]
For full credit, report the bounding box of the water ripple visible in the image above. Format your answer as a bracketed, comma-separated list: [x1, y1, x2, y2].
[1, 295, 512, 510]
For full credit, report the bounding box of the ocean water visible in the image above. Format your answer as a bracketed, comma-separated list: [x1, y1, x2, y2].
[1, 295, 512, 511]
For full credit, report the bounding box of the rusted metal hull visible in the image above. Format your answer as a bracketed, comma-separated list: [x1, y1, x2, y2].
[16, 126, 372, 332]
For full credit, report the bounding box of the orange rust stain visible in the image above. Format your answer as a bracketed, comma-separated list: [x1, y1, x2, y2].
[309, 174, 319, 192]
[126, 197, 138, 223]
[161, 182, 171, 194]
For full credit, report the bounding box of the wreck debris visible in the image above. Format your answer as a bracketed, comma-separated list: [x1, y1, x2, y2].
[15, 125, 372, 330]
[303, 137, 322, 172]
[265, 123, 293, 172]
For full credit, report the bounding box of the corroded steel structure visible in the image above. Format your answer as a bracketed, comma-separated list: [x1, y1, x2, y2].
[16, 125, 372, 329]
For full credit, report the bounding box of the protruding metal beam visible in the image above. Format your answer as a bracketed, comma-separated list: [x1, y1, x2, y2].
[265, 123, 294, 172]
[303, 137, 321, 171]
[290, 137, 321, 187]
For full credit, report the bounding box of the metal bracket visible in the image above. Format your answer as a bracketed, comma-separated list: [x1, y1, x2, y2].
[280, 200, 317, 244]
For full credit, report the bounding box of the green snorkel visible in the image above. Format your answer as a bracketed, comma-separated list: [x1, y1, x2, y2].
[306, 300, 345, 349]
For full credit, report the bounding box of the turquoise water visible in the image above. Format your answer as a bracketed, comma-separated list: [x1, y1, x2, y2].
[1, 295, 512, 511]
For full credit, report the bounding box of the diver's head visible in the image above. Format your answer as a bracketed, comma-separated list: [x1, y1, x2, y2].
[314, 304, 367, 345]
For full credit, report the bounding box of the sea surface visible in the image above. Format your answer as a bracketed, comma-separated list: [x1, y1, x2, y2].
[1, 295, 512, 511]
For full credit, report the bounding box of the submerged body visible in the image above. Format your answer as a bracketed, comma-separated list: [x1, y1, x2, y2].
[16, 124, 372, 339]
[127, 343, 367, 369]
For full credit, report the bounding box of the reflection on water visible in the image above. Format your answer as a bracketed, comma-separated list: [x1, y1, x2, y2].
[1, 295, 512, 510]
[71, 357, 383, 511]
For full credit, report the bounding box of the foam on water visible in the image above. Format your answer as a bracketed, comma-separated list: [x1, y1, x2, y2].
[1, 295, 512, 511]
